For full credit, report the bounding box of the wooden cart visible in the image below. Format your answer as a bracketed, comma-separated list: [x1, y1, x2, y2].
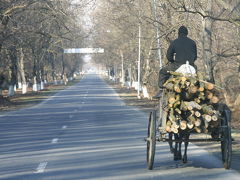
[145, 88, 232, 170]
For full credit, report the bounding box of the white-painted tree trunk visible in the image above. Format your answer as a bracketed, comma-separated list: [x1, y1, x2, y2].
[33, 83, 38, 91]
[22, 83, 27, 94]
[54, 80, 58, 85]
[33, 76, 38, 91]
[124, 81, 131, 88]
[142, 85, 150, 99]
[8, 85, 15, 96]
[37, 84, 41, 91]
[18, 47, 27, 94]
[120, 50, 125, 85]
[64, 78, 68, 85]
[18, 82, 22, 89]
[40, 81, 44, 90]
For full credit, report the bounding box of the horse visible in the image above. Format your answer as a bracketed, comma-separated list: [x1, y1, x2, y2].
[168, 131, 191, 163]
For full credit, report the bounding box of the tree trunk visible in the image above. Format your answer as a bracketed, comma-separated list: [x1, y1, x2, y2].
[202, 0, 214, 83]
[33, 57, 41, 92]
[8, 46, 18, 96]
[120, 50, 125, 85]
[18, 48, 27, 94]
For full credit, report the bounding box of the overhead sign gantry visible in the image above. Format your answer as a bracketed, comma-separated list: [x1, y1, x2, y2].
[64, 48, 104, 54]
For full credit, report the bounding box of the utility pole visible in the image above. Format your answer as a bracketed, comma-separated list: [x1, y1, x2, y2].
[153, 0, 162, 68]
[137, 0, 142, 98]
[120, 50, 125, 85]
[137, 17, 141, 98]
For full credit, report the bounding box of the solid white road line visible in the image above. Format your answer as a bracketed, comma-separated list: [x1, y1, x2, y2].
[35, 162, 48, 173]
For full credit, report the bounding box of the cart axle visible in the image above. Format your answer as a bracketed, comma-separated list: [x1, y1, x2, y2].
[158, 137, 222, 143]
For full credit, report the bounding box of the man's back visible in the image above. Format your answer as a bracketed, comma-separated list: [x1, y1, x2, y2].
[167, 27, 197, 66]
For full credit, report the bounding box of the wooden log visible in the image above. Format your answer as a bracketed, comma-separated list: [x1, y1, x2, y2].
[187, 115, 196, 123]
[187, 121, 194, 129]
[175, 108, 182, 114]
[205, 82, 215, 90]
[194, 118, 202, 127]
[181, 76, 187, 82]
[206, 91, 213, 99]
[188, 85, 198, 94]
[169, 108, 176, 122]
[204, 119, 209, 128]
[203, 114, 212, 122]
[180, 101, 188, 111]
[174, 84, 181, 93]
[194, 126, 202, 133]
[194, 111, 201, 117]
[166, 125, 172, 132]
[211, 115, 218, 121]
[199, 92, 205, 100]
[173, 101, 181, 108]
[166, 121, 172, 132]
[168, 71, 184, 76]
[172, 121, 180, 129]
[210, 96, 219, 104]
[194, 98, 201, 104]
[198, 80, 205, 92]
[184, 101, 202, 110]
[180, 120, 187, 130]
[202, 105, 214, 115]
[165, 82, 174, 91]
[168, 97, 176, 104]
[171, 126, 179, 133]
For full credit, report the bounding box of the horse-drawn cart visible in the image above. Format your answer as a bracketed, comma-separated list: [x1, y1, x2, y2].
[145, 72, 232, 170]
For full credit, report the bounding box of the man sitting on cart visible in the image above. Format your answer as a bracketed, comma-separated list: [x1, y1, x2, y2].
[154, 26, 197, 98]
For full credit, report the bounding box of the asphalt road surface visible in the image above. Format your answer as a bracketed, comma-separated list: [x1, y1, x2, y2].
[0, 74, 239, 180]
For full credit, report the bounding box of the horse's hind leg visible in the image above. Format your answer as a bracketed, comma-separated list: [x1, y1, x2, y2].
[173, 134, 182, 160]
[168, 133, 174, 153]
[182, 134, 190, 163]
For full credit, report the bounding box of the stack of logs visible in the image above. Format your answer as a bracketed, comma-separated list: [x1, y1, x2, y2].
[164, 72, 221, 134]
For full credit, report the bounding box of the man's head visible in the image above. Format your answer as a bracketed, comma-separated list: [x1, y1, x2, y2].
[178, 26, 188, 36]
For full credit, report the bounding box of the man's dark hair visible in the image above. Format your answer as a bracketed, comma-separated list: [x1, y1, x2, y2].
[178, 26, 188, 36]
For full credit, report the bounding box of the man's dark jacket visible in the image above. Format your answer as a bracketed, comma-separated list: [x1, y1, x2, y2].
[166, 34, 197, 66]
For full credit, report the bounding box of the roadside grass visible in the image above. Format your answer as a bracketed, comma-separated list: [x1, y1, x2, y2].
[0, 77, 81, 113]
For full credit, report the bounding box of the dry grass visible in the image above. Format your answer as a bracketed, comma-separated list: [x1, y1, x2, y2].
[0, 79, 79, 113]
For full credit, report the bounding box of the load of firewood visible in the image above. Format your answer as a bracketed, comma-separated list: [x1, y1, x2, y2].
[163, 71, 222, 134]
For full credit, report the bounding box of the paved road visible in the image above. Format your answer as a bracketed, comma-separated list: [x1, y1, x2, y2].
[0, 74, 239, 180]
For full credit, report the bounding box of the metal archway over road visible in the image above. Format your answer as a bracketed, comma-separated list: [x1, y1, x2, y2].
[64, 48, 104, 54]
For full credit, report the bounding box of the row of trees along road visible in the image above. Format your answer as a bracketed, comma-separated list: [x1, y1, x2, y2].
[91, 0, 240, 122]
[0, 0, 92, 96]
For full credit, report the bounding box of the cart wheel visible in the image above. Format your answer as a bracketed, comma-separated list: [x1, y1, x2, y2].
[147, 110, 156, 170]
[221, 105, 232, 169]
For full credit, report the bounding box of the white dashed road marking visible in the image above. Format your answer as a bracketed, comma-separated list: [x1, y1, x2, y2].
[62, 125, 67, 129]
[35, 162, 48, 173]
[51, 138, 59, 144]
